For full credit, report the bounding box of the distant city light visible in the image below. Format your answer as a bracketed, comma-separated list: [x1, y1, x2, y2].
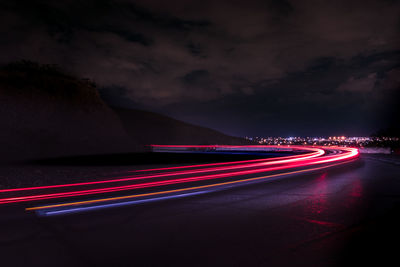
[245, 136, 399, 148]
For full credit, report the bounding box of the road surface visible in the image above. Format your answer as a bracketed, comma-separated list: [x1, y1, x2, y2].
[0, 147, 399, 266]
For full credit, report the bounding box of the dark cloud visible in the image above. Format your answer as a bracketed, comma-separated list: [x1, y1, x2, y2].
[186, 41, 207, 58]
[162, 51, 400, 136]
[1, 0, 399, 136]
[182, 69, 210, 86]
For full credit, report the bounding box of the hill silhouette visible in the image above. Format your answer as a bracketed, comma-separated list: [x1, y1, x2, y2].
[0, 61, 250, 162]
[113, 107, 250, 146]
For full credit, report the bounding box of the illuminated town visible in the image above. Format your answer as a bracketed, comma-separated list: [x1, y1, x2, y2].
[246, 136, 399, 149]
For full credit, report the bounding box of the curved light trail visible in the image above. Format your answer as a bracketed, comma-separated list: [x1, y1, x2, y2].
[0, 145, 359, 215]
[0, 146, 323, 193]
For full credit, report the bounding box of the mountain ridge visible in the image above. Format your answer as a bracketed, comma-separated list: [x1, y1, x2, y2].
[0, 61, 250, 162]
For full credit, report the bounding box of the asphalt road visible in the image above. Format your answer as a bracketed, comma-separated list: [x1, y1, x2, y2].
[0, 154, 399, 267]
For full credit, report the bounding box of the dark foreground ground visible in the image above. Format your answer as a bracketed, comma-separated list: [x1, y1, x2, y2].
[0, 154, 399, 267]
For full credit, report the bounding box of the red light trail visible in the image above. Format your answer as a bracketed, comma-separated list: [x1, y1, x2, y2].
[0, 146, 359, 214]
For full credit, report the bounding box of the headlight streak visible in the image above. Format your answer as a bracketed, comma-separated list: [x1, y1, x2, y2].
[33, 191, 211, 216]
[0, 146, 358, 211]
[28, 159, 357, 216]
[0, 146, 323, 193]
[124, 147, 320, 173]
[0, 146, 324, 203]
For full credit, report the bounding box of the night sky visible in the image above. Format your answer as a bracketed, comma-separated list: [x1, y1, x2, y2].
[1, 0, 399, 137]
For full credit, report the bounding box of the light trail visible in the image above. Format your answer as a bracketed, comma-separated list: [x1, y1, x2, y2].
[0, 147, 325, 203]
[0, 146, 323, 193]
[27, 159, 357, 215]
[125, 147, 319, 173]
[0, 146, 359, 211]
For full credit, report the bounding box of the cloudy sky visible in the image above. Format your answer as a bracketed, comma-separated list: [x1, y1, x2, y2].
[1, 0, 399, 136]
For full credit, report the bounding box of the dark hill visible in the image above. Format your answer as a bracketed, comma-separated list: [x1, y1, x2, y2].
[113, 107, 251, 146]
[0, 61, 134, 161]
[0, 61, 250, 162]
